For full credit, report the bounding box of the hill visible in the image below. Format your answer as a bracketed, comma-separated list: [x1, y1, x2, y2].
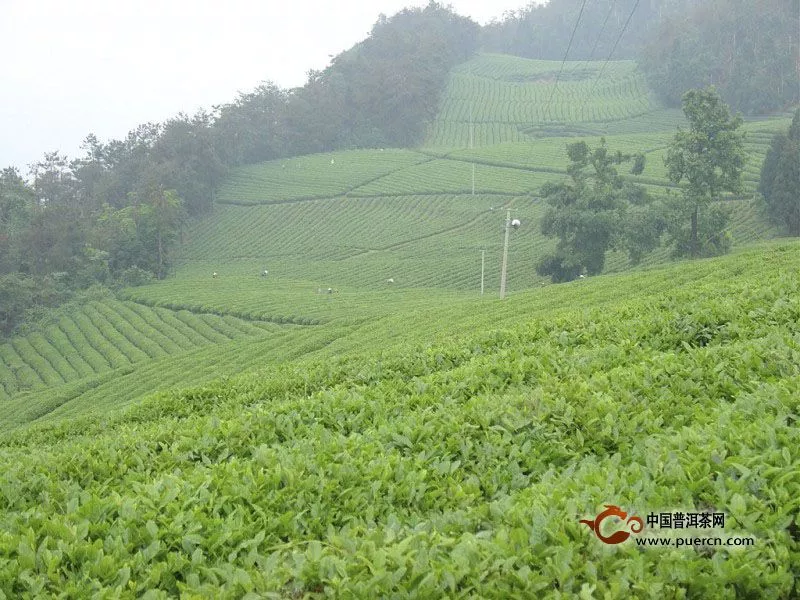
[1, 240, 798, 597]
[425, 55, 669, 146]
[1, 51, 798, 597]
[0, 55, 793, 431]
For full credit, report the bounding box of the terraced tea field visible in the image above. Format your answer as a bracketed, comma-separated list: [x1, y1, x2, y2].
[425, 54, 668, 147]
[0, 53, 791, 436]
[0, 297, 283, 403]
[216, 149, 428, 205]
[2, 240, 798, 598]
[186, 194, 506, 262]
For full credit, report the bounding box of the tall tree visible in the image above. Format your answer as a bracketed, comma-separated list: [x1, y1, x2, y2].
[759, 109, 800, 236]
[151, 112, 226, 216]
[291, 2, 480, 150]
[0, 168, 35, 274]
[664, 87, 745, 257]
[30, 151, 79, 210]
[138, 187, 184, 279]
[537, 139, 662, 282]
[213, 84, 289, 165]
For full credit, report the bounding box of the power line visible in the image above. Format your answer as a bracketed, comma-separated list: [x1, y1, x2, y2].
[591, 0, 642, 92]
[576, 0, 641, 132]
[542, 0, 591, 122]
[565, 0, 616, 83]
[588, 0, 617, 64]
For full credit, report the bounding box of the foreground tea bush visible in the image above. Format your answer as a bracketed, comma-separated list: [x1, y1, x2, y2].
[0, 243, 799, 598]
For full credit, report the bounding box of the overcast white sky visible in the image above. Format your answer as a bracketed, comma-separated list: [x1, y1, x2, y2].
[0, 0, 531, 172]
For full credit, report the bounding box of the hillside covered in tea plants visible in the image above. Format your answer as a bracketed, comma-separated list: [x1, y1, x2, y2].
[1, 44, 798, 598]
[1, 240, 798, 598]
[0, 53, 794, 435]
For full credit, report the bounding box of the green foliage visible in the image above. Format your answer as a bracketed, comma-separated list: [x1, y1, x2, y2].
[665, 87, 745, 257]
[140, 188, 184, 280]
[0, 274, 68, 337]
[152, 113, 227, 216]
[90, 188, 184, 281]
[117, 267, 154, 288]
[0, 168, 34, 275]
[289, 3, 480, 151]
[482, 0, 693, 61]
[639, 0, 799, 115]
[759, 109, 800, 236]
[630, 152, 646, 175]
[426, 56, 658, 147]
[662, 193, 733, 258]
[0, 241, 799, 597]
[213, 83, 289, 166]
[537, 140, 661, 282]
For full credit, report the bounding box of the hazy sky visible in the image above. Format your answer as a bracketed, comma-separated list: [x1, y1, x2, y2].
[1, 0, 530, 172]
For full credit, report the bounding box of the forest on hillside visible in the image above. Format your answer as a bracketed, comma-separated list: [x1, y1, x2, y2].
[483, 0, 691, 61]
[485, 0, 798, 116]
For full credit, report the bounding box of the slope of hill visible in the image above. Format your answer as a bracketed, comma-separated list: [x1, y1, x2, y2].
[0, 296, 282, 401]
[1, 240, 798, 597]
[425, 54, 676, 146]
[0, 54, 792, 430]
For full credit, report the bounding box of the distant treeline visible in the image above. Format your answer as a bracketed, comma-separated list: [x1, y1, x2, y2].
[639, 0, 799, 115]
[0, 3, 478, 335]
[485, 0, 799, 116]
[482, 0, 692, 61]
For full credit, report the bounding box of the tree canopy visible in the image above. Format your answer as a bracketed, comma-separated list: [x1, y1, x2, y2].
[482, 0, 695, 61]
[664, 87, 745, 257]
[537, 140, 662, 282]
[759, 109, 800, 236]
[638, 0, 799, 115]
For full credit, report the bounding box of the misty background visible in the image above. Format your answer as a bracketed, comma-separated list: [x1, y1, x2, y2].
[0, 0, 528, 170]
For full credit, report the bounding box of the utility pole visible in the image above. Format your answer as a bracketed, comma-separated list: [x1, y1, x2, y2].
[470, 98, 475, 195]
[469, 102, 474, 150]
[499, 209, 511, 299]
[480, 249, 485, 296]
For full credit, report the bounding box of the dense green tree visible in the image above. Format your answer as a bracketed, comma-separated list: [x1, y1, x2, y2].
[90, 204, 147, 275]
[150, 113, 226, 216]
[292, 2, 479, 150]
[664, 87, 745, 257]
[213, 83, 289, 166]
[24, 204, 88, 277]
[759, 109, 800, 236]
[537, 140, 662, 282]
[30, 152, 79, 211]
[0, 273, 68, 336]
[145, 188, 184, 279]
[0, 168, 34, 274]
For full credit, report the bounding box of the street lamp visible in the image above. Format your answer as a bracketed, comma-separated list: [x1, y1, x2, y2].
[499, 210, 521, 299]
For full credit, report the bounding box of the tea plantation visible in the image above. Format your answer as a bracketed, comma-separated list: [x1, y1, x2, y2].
[1, 241, 798, 598]
[0, 53, 797, 597]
